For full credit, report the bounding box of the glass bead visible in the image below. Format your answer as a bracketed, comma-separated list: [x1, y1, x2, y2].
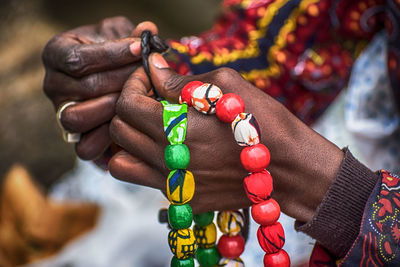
[217, 211, 244, 236]
[193, 223, 217, 248]
[171, 256, 195, 267]
[217, 235, 245, 259]
[193, 211, 214, 226]
[195, 246, 220, 267]
[243, 170, 273, 203]
[257, 222, 285, 254]
[251, 198, 281, 225]
[168, 204, 193, 230]
[215, 93, 245, 123]
[180, 81, 204, 106]
[231, 113, 261, 146]
[165, 144, 190, 170]
[168, 228, 197, 259]
[167, 170, 195, 205]
[191, 83, 223, 114]
[240, 144, 270, 172]
[263, 249, 290, 267]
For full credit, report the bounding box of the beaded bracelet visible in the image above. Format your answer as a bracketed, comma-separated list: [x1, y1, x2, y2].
[179, 81, 291, 267]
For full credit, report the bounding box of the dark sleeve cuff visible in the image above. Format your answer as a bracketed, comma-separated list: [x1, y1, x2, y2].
[295, 148, 380, 257]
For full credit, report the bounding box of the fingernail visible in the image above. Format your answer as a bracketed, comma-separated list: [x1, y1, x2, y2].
[129, 42, 141, 56]
[151, 53, 169, 69]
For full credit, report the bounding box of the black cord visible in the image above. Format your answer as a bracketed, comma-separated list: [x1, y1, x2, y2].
[242, 208, 250, 243]
[141, 30, 169, 101]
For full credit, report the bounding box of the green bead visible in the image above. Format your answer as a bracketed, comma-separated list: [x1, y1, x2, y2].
[193, 212, 215, 226]
[195, 246, 220, 267]
[168, 204, 193, 229]
[165, 144, 190, 170]
[171, 256, 195, 267]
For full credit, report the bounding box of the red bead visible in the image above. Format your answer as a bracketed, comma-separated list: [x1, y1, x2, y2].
[215, 93, 245, 123]
[217, 234, 245, 259]
[180, 81, 204, 106]
[251, 199, 281, 225]
[263, 250, 290, 267]
[243, 170, 273, 203]
[257, 223, 285, 254]
[240, 144, 270, 172]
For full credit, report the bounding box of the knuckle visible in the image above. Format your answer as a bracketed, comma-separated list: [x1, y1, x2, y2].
[64, 46, 87, 76]
[100, 16, 131, 31]
[164, 74, 185, 94]
[211, 67, 239, 83]
[115, 93, 138, 117]
[42, 73, 53, 98]
[110, 16, 131, 25]
[41, 34, 61, 64]
[108, 156, 130, 182]
[109, 116, 123, 144]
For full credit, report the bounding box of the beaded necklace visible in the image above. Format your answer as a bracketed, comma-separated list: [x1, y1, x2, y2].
[177, 81, 290, 267]
[141, 31, 290, 267]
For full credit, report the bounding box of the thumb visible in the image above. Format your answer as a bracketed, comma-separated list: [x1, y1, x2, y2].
[149, 53, 188, 103]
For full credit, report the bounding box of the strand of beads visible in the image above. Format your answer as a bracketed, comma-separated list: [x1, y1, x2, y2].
[193, 212, 220, 267]
[180, 81, 290, 267]
[162, 101, 197, 267]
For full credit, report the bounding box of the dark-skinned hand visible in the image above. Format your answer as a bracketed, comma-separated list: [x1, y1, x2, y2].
[42, 16, 158, 160]
[109, 53, 344, 222]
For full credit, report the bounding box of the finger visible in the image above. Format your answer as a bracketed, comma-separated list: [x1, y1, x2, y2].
[98, 16, 135, 39]
[108, 150, 164, 190]
[59, 93, 118, 133]
[131, 21, 159, 37]
[43, 37, 142, 77]
[148, 53, 250, 102]
[75, 123, 112, 160]
[44, 64, 137, 104]
[148, 53, 188, 102]
[116, 68, 165, 141]
[109, 116, 165, 171]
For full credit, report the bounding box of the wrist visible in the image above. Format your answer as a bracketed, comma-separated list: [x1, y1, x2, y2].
[257, 102, 344, 222]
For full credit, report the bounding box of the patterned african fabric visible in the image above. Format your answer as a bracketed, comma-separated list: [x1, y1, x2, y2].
[309, 170, 400, 266]
[165, 0, 400, 126]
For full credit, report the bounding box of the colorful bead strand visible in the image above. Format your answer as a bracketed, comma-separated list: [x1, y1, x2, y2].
[180, 81, 290, 267]
[162, 100, 197, 267]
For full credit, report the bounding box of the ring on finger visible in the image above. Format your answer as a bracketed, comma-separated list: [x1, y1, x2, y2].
[56, 101, 81, 143]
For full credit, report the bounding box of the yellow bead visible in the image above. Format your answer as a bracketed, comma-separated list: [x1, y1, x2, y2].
[217, 211, 244, 236]
[167, 170, 195, 205]
[194, 222, 217, 248]
[168, 228, 197, 259]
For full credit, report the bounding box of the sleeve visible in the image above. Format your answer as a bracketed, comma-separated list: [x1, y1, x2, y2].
[296, 148, 380, 258]
[298, 149, 400, 266]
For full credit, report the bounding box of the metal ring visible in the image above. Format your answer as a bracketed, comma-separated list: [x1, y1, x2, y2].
[56, 101, 81, 143]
